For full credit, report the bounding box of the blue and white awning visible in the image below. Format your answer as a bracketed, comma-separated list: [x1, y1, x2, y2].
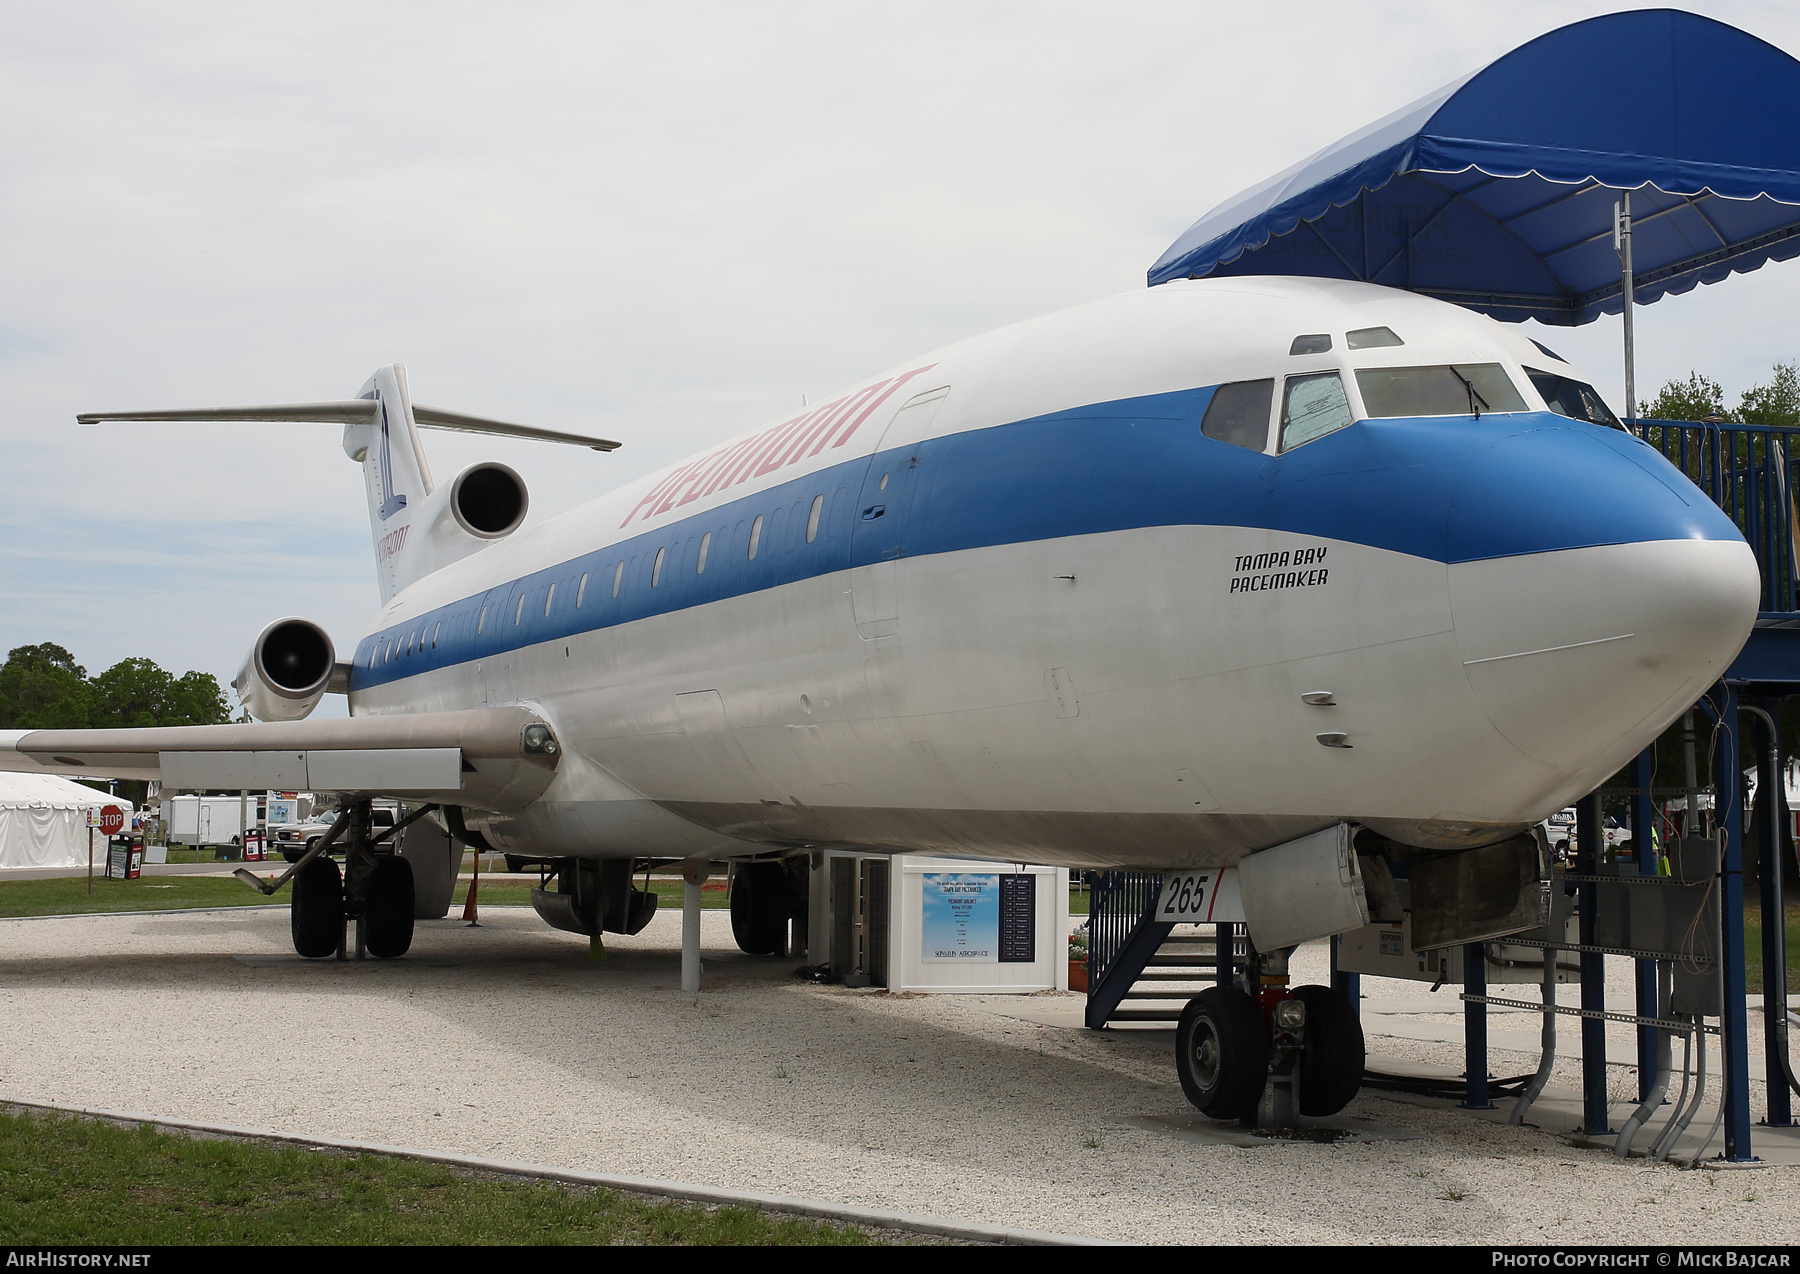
[1148, 9, 1800, 325]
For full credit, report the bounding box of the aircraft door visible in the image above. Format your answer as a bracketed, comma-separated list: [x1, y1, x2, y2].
[849, 386, 949, 639]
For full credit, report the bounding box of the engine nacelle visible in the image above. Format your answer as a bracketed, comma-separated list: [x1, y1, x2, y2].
[233, 618, 337, 722]
[449, 462, 528, 539]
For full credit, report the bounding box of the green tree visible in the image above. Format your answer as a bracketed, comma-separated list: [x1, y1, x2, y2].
[0, 644, 94, 729]
[1643, 371, 1730, 422]
[89, 658, 228, 729]
[1738, 360, 1800, 429]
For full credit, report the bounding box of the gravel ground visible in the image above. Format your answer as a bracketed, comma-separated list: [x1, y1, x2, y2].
[0, 906, 1794, 1245]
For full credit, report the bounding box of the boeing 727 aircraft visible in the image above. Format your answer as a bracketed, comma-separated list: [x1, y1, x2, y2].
[0, 275, 1758, 1120]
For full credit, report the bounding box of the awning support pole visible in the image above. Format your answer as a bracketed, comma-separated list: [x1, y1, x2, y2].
[1616, 190, 1638, 428]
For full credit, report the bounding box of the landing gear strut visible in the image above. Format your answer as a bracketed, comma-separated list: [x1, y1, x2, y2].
[287, 799, 416, 960]
[1174, 940, 1365, 1124]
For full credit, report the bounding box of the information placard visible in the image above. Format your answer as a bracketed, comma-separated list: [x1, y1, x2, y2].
[921, 873, 998, 961]
[998, 874, 1035, 963]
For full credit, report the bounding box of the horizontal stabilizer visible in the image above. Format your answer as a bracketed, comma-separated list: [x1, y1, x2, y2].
[0, 706, 562, 811]
[76, 400, 620, 451]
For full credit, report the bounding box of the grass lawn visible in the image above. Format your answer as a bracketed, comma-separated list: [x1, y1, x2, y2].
[1742, 903, 1800, 996]
[0, 1108, 878, 1246]
[0, 874, 280, 918]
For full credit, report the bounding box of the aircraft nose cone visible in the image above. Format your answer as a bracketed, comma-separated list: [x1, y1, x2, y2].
[1446, 425, 1759, 769]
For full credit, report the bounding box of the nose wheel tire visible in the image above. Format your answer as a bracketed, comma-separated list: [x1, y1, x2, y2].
[364, 855, 416, 959]
[291, 856, 344, 959]
[1291, 984, 1365, 1116]
[1176, 986, 1270, 1119]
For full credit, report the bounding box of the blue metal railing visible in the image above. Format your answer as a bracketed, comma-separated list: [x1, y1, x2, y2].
[1085, 870, 1163, 989]
[1637, 418, 1800, 614]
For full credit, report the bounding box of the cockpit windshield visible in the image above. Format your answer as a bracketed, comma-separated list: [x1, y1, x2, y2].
[1355, 364, 1527, 419]
[1526, 369, 1621, 428]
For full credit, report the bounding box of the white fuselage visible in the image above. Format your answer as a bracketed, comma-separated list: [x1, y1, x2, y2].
[346, 278, 1759, 870]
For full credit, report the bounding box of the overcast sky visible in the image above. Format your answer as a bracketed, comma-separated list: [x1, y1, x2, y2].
[2, 0, 1797, 715]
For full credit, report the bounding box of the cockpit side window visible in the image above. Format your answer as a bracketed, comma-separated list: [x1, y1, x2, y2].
[1201, 379, 1274, 451]
[1355, 364, 1526, 419]
[1346, 326, 1403, 350]
[1526, 369, 1622, 428]
[1280, 372, 1354, 451]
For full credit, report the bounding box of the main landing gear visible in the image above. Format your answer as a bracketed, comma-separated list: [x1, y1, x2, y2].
[288, 799, 416, 960]
[1174, 942, 1364, 1124]
[729, 859, 806, 956]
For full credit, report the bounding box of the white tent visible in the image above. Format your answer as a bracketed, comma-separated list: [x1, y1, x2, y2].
[0, 773, 136, 871]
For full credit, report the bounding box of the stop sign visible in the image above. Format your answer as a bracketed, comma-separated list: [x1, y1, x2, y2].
[98, 806, 124, 837]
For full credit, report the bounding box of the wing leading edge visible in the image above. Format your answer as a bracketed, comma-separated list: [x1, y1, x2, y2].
[0, 707, 560, 810]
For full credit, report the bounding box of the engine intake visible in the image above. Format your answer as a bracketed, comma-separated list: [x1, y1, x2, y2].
[233, 617, 338, 722]
[451, 463, 528, 538]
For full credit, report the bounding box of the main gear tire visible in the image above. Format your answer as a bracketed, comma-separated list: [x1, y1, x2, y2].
[1175, 986, 1270, 1119]
[1292, 983, 1365, 1117]
[291, 856, 344, 959]
[365, 854, 416, 959]
[729, 862, 790, 956]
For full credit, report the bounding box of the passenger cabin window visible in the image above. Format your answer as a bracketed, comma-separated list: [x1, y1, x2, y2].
[1346, 326, 1403, 350]
[747, 514, 763, 560]
[514, 595, 525, 625]
[697, 531, 711, 573]
[1201, 379, 1273, 451]
[805, 494, 824, 543]
[477, 606, 487, 636]
[1289, 334, 1332, 355]
[1526, 369, 1621, 428]
[1356, 364, 1526, 419]
[576, 573, 587, 607]
[652, 546, 665, 587]
[432, 622, 440, 648]
[544, 583, 555, 616]
[612, 560, 624, 598]
[1280, 372, 1354, 451]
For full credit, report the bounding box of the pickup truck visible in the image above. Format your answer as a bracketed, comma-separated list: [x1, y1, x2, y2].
[274, 804, 398, 861]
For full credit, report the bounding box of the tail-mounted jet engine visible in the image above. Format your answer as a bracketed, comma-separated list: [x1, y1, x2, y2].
[233, 617, 340, 722]
[448, 462, 528, 539]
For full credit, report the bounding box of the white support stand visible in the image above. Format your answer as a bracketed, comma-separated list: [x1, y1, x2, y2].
[680, 861, 707, 992]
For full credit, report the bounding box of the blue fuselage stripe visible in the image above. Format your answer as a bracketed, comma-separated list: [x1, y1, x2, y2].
[350, 388, 1741, 691]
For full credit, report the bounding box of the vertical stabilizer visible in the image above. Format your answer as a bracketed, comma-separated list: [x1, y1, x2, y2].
[343, 365, 437, 603]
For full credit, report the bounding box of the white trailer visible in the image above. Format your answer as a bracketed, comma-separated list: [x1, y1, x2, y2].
[163, 794, 257, 846]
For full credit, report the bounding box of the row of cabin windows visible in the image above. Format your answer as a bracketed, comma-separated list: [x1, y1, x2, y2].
[367, 492, 836, 666]
[650, 492, 826, 587]
[372, 620, 445, 667]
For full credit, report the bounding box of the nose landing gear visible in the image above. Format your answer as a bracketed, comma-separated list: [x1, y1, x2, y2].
[1176, 986, 1270, 1118]
[1174, 942, 1365, 1125]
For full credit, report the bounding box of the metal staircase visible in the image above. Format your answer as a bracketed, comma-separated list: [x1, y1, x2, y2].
[1084, 870, 1237, 1028]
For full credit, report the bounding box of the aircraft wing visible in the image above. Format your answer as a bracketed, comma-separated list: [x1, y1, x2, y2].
[0, 707, 559, 810]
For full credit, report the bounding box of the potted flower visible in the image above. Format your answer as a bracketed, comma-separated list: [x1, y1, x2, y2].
[1067, 930, 1089, 993]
